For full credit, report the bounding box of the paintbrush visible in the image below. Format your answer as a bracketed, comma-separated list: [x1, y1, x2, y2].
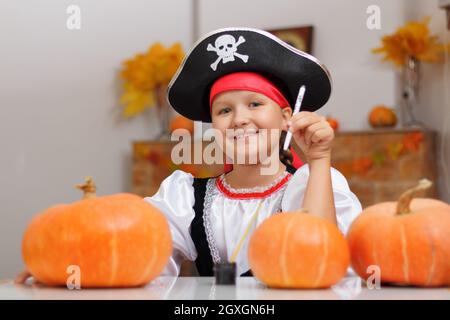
[283, 85, 306, 151]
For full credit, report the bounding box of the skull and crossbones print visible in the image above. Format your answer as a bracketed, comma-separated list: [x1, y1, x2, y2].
[207, 34, 249, 71]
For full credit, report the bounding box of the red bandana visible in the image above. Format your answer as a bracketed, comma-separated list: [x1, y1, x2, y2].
[209, 72, 290, 111]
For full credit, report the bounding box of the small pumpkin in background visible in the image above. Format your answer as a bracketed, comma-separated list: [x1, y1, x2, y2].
[348, 179, 450, 287]
[169, 115, 194, 134]
[326, 115, 339, 131]
[21, 177, 172, 288]
[248, 210, 350, 289]
[369, 105, 397, 128]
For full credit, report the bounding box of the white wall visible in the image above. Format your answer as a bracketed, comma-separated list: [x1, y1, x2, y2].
[404, 0, 450, 202]
[0, 0, 192, 279]
[1, 0, 431, 279]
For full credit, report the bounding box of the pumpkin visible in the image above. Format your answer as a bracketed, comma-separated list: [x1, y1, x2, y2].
[169, 115, 194, 134]
[21, 177, 172, 288]
[326, 116, 339, 131]
[368, 105, 397, 128]
[248, 210, 350, 288]
[348, 179, 450, 287]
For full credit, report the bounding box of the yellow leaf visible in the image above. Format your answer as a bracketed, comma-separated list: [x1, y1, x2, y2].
[372, 16, 449, 66]
[118, 41, 185, 118]
[120, 84, 155, 118]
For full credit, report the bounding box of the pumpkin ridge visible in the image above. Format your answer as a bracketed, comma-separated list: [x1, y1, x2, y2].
[140, 241, 158, 283]
[372, 233, 378, 270]
[139, 226, 158, 285]
[425, 227, 437, 286]
[280, 216, 296, 286]
[313, 222, 328, 288]
[400, 223, 410, 283]
[371, 217, 381, 275]
[109, 229, 118, 286]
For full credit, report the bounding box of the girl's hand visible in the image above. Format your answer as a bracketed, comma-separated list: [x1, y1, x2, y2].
[287, 111, 334, 162]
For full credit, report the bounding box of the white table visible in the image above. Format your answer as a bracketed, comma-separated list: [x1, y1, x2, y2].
[1, 276, 449, 300]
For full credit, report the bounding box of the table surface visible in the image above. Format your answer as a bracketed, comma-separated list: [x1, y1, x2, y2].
[1, 276, 450, 300]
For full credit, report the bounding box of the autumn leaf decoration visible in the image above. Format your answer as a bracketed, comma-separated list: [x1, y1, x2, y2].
[372, 17, 450, 67]
[119, 43, 185, 118]
[336, 132, 425, 177]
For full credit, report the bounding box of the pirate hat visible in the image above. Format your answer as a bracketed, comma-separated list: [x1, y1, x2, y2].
[168, 27, 332, 122]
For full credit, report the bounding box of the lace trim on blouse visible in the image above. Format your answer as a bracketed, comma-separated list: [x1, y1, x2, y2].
[203, 178, 222, 264]
[216, 171, 291, 200]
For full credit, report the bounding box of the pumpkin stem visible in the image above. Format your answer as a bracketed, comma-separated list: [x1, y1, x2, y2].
[298, 207, 310, 214]
[75, 176, 97, 199]
[14, 270, 32, 285]
[396, 179, 432, 215]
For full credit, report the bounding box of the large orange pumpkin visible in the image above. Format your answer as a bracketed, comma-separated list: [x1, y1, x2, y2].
[248, 211, 350, 288]
[21, 177, 172, 288]
[348, 179, 450, 287]
[368, 105, 397, 128]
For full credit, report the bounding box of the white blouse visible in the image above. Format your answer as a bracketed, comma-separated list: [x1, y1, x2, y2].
[143, 165, 362, 277]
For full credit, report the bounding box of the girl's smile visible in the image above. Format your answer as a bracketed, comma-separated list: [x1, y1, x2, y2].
[231, 128, 259, 141]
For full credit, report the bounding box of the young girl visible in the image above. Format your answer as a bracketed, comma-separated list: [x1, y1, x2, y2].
[144, 27, 362, 277]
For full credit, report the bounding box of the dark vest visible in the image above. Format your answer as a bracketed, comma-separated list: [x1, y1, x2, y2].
[189, 165, 297, 276]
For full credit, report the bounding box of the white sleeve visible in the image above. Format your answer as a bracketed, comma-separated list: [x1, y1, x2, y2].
[143, 170, 198, 276]
[281, 164, 363, 235]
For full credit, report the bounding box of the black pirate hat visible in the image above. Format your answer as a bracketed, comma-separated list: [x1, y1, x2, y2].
[167, 27, 332, 122]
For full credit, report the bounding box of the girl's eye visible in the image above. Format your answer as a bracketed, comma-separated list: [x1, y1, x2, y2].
[218, 107, 231, 115]
[249, 102, 262, 108]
